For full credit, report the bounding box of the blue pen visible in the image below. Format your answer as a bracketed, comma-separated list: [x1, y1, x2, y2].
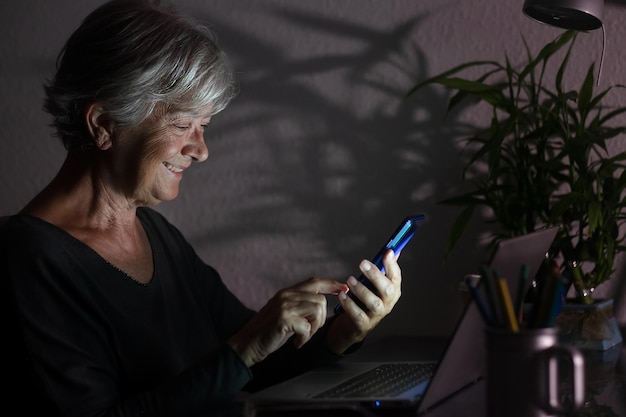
[465, 276, 493, 326]
[515, 264, 530, 321]
[543, 270, 565, 327]
[481, 265, 502, 327]
[530, 261, 561, 328]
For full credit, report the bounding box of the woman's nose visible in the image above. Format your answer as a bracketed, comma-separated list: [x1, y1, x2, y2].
[184, 126, 209, 162]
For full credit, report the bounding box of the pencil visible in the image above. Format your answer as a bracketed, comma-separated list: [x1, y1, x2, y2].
[495, 277, 520, 332]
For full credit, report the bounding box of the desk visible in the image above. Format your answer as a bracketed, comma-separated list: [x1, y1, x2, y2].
[353, 334, 626, 417]
[245, 332, 626, 417]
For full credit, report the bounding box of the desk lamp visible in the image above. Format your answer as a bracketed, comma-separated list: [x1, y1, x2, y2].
[522, 0, 603, 30]
[522, 0, 605, 84]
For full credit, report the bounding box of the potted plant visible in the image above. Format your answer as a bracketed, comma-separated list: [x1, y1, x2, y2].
[406, 31, 626, 348]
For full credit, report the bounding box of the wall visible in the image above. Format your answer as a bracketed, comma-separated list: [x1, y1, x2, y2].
[1, 0, 625, 339]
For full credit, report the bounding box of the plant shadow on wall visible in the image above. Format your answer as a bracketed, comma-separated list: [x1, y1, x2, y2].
[176, 5, 478, 316]
[407, 30, 626, 308]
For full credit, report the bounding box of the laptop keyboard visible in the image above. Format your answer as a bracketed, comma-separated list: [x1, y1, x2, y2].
[313, 362, 437, 399]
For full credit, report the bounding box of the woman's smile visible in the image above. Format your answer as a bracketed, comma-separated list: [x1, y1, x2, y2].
[163, 161, 184, 175]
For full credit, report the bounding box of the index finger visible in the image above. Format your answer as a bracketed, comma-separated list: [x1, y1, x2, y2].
[292, 277, 349, 295]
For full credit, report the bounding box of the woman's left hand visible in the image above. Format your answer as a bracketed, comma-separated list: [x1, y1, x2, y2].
[326, 249, 402, 354]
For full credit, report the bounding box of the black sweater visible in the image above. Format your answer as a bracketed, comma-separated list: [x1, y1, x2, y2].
[1, 208, 340, 417]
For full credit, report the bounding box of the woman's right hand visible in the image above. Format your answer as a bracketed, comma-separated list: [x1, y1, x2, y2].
[227, 277, 348, 367]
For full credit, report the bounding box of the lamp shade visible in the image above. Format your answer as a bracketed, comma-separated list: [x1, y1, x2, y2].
[523, 0, 603, 30]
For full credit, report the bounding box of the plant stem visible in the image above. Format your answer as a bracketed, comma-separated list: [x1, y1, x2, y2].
[569, 264, 594, 304]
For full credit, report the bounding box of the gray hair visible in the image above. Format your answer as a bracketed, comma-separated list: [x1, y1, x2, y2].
[44, 0, 237, 150]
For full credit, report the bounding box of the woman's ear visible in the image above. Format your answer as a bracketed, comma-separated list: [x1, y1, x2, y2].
[85, 103, 114, 150]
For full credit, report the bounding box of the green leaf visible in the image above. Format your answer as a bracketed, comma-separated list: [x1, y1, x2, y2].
[577, 64, 595, 117]
[588, 200, 602, 233]
[519, 30, 576, 80]
[444, 205, 475, 260]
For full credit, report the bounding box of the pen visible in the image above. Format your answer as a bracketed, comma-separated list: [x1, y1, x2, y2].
[481, 265, 502, 327]
[515, 264, 530, 322]
[529, 260, 560, 328]
[542, 263, 565, 327]
[465, 276, 493, 326]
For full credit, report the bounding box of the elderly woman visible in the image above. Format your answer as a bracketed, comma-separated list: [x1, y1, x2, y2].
[2, 1, 402, 416]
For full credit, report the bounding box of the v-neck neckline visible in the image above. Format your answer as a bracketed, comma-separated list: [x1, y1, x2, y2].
[16, 210, 158, 287]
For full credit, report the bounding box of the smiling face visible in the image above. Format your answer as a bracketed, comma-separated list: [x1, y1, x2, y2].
[105, 105, 212, 207]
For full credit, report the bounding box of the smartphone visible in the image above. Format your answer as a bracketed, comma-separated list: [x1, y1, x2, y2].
[335, 214, 426, 313]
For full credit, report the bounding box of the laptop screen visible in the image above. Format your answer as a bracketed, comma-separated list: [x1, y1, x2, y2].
[418, 227, 557, 413]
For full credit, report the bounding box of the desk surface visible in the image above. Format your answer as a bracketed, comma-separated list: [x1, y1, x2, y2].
[246, 331, 626, 417]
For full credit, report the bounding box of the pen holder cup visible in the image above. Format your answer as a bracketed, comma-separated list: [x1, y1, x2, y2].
[485, 327, 585, 417]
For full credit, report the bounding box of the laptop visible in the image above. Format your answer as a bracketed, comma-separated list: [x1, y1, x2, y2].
[247, 227, 558, 414]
